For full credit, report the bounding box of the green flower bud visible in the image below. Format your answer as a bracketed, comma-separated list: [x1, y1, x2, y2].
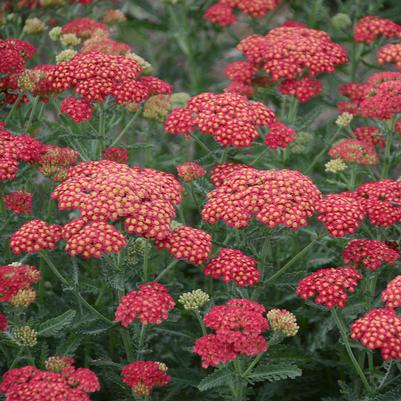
[179, 289, 210, 311]
[14, 326, 38, 347]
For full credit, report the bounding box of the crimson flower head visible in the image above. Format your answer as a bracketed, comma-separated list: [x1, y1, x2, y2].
[382, 276, 401, 309]
[351, 308, 401, 361]
[328, 139, 378, 165]
[165, 92, 282, 148]
[354, 16, 401, 43]
[194, 298, 268, 368]
[353, 126, 385, 148]
[343, 239, 400, 270]
[0, 364, 100, 401]
[62, 219, 126, 259]
[60, 97, 93, 123]
[202, 164, 321, 230]
[101, 146, 128, 164]
[0, 38, 36, 75]
[278, 77, 322, 103]
[51, 160, 183, 240]
[155, 225, 212, 266]
[316, 193, 365, 237]
[10, 220, 62, 254]
[264, 122, 297, 149]
[61, 18, 108, 39]
[114, 282, 175, 326]
[203, 248, 260, 287]
[355, 179, 401, 227]
[3, 191, 32, 215]
[0, 263, 40, 303]
[121, 361, 170, 396]
[296, 267, 362, 309]
[81, 36, 131, 55]
[176, 162, 206, 181]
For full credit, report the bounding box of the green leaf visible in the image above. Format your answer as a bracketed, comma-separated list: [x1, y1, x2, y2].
[38, 310, 76, 337]
[247, 363, 302, 384]
[198, 369, 233, 392]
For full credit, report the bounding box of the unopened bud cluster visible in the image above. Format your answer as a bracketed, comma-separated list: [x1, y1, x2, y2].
[179, 289, 210, 311]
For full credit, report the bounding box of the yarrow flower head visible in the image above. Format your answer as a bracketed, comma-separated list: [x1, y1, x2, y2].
[278, 77, 322, 103]
[204, 0, 280, 27]
[264, 122, 297, 150]
[328, 139, 379, 165]
[45, 356, 75, 373]
[0, 38, 36, 76]
[10, 219, 62, 254]
[351, 308, 401, 361]
[114, 282, 175, 326]
[155, 225, 212, 265]
[61, 18, 108, 39]
[60, 97, 93, 123]
[203, 248, 260, 287]
[194, 298, 268, 368]
[353, 126, 385, 148]
[102, 9, 126, 25]
[13, 326, 38, 347]
[354, 16, 401, 43]
[121, 361, 171, 396]
[178, 289, 210, 311]
[296, 267, 362, 309]
[382, 276, 401, 309]
[343, 239, 400, 270]
[101, 146, 128, 164]
[0, 364, 100, 401]
[266, 309, 299, 337]
[202, 163, 321, 230]
[3, 191, 32, 215]
[335, 112, 353, 128]
[0, 263, 40, 303]
[51, 160, 183, 240]
[316, 193, 365, 237]
[62, 219, 126, 259]
[23, 17, 47, 34]
[176, 162, 206, 181]
[55, 49, 77, 63]
[9, 288, 36, 308]
[165, 92, 283, 148]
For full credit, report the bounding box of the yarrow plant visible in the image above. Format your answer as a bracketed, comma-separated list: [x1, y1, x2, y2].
[2, 2, 401, 401]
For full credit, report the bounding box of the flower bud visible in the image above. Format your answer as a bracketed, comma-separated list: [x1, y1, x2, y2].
[23, 18, 47, 34]
[179, 289, 210, 311]
[49, 26, 62, 41]
[325, 158, 348, 173]
[336, 112, 353, 128]
[332, 13, 352, 30]
[266, 309, 299, 337]
[14, 326, 38, 347]
[10, 288, 36, 308]
[45, 355, 75, 372]
[56, 49, 77, 63]
[60, 33, 81, 47]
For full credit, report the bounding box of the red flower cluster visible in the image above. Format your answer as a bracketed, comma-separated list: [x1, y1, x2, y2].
[355, 180, 401, 227]
[0, 364, 100, 401]
[164, 92, 281, 148]
[202, 164, 321, 230]
[0, 125, 46, 181]
[264, 122, 297, 149]
[230, 26, 347, 102]
[0, 263, 40, 303]
[60, 97, 93, 123]
[3, 191, 32, 215]
[278, 77, 323, 103]
[316, 193, 365, 237]
[101, 146, 128, 164]
[351, 308, 401, 361]
[204, 0, 279, 27]
[115, 282, 175, 326]
[194, 299, 268, 368]
[81, 36, 131, 55]
[37, 144, 80, 182]
[48, 52, 172, 118]
[328, 139, 379, 165]
[338, 72, 401, 120]
[121, 361, 170, 396]
[10, 219, 62, 254]
[343, 240, 400, 270]
[51, 160, 183, 240]
[203, 248, 260, 287]
[0, 313, 7, 332]
[224, 61, 257, 85]
[62, 18, 108, 39]
[155, 225, 212, 265]
[176, 162, 206, 181]
[378, 44, 401, 69]
[296, 267, 362, 309]
[0, 38, 36, 75]
[353, 126, 385, 148]
[354, 16, 401, 43]
[382, 276, 401, 308]
[62, 219, 126, 259]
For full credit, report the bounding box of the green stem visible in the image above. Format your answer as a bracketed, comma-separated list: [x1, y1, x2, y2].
[241, 353, 263, 377]
[155, 260, 179, 282]
[188, 132, 220, 163]
[136, 324, 146, 360]
[41, 253, 114, 325]
[110, 108, 141, 147]
[143, 244, 150, 281]
[5, 92, 24, 125]
[251, 147, 269, 165]
[331, 309, 373, 394]
[264, 235, 322, 286]
[194, 310, 207, 336]
[381, 121, 394, 178]
[120, 327, 135, 362]
[25, 96, 39, 132]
